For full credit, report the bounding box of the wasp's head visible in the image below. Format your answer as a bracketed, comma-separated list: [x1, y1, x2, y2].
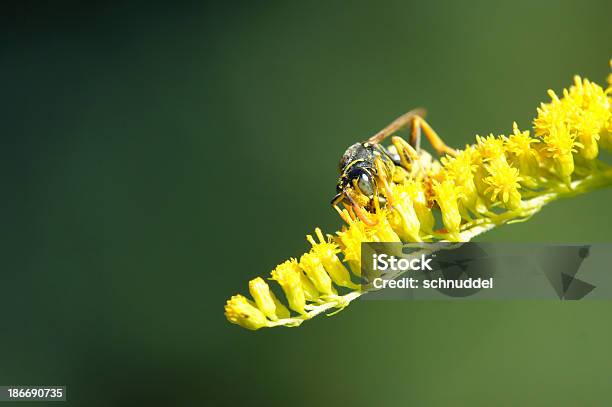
[331, 166, 379, 209]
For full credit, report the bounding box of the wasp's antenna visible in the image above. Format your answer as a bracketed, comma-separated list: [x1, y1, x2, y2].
[331, 193, 344, 206]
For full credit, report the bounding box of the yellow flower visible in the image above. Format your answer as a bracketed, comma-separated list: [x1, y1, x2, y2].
[336, 218, 371, 276]
[483, 158, 523, 210]
[473, 135, 508, 200]
[534, 89, 565, 138]
[224, 295, 270, 330]
[441, 146, 487, 216]
[564, 76, 610, 159]
[503, 123, 540, 188]
[403, 179, 435, 234]
[441, 146, 477, 185]
[300, 252, 336, 296]
[271, 259, 308, 314]
[602, 125, 612, 151]
[368, 210, 402, 242]
[535, 77, 610, 160]
[248, 277, 289, 321]
[432, 179, 463, 241]
[306, 228, 359, 289]
[504, 124, 536, 156]
[475, 134, 506, 162]
[599, 65, 612, 150]
[387, 182, 423, 242]
[541, 123, 581, 182]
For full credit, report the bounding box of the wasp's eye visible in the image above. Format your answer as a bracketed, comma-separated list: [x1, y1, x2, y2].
[357, 172, 374, 196]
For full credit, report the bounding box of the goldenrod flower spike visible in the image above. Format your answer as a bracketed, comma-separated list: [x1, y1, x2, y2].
[225, 59, 612, 330]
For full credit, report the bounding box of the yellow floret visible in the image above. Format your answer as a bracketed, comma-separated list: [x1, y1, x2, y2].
[433, 179, 463, 241]
[271, 259, 308, 314]
[224, 294, 270, 330]
[307, 228, 359, 289]
[483, 158, 523, 210]
[503, 123, 540, 188]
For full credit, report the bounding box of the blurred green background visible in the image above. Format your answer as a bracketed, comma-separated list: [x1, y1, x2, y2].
[2, 1, 612, 405]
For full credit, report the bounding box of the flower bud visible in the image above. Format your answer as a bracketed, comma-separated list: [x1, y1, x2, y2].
[249, 277, 282, 321]
[224, 295, 269, 330]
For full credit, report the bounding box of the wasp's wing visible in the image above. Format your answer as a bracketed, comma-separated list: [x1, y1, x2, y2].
[366, 108, 426, 145]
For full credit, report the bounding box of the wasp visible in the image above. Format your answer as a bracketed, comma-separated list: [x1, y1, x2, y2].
[331, 108, 457, 225]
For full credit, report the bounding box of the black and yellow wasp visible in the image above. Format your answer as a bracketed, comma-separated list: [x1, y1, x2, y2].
[331, 108, 456, 225]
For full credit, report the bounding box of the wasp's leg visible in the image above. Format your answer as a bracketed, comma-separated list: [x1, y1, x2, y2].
[378, 145, 413, 184]
[410, 117, 421, 152]
[337, 194, 378, 226]
[391, 136, 419, 171]
[334, 204, 355, 224]
[374, 156, 395, 206]
[367, 108, 426, 145]
[377, 144, 402, 166]
[412, 116, 457, 157]
[348, 199, 378, 226]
